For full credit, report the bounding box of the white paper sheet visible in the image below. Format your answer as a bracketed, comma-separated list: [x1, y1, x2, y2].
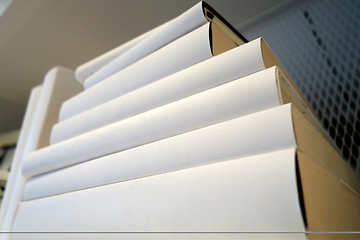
[60, 23, 212, 121]
[75, 22, 161, 82]
[28, 67, 284, 199]
[16, 148, 306, 236]
[83, 1, 207, 88]
[23, 104, 296, 181]
[0, 68, 82, 235]
[15, 148, 306, 236]
[52, 40, 268, 144]
[59, 36, 264, 122]
[0, 86, 42, 236]
[26, 67, 82, 150]
[10, 233, 307, 240]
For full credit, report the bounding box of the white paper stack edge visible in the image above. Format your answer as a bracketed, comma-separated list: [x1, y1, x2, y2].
[10, 1, 358, 239]
[52, 38, 266, 144]
[77, 1, 208, 88]
[0, 67, 82, 235]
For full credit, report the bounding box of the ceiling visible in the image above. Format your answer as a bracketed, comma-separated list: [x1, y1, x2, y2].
[0, 0, 287, 134]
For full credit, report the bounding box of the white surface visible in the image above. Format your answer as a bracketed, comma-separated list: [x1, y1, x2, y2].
[9, 233, 307, 240]
[0, 67, 82, 235]
[23, 103, 295, 182]
[60, 22, 212, 121]
[75, 22, 160, 82]
[26, 103, 297, 201]
[21, 71, 55, 153]
[28, 67, 283, 199]
[15, 148, 305, 235]
[22, 67, 82, 151]
[83, 1, 207, 88]
[52, 38, 266, 143]
[0, 86, 42, 237]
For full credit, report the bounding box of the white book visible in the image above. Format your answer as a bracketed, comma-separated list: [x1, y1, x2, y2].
[75, 22, 161, 82]
[0, 86, 41, 236]
[82, 1, 246, 89]
[59, 20, 242, 122]
[23, 65, 312, 179]
[52, 38, 283, 144]
[26, 103, 301, 200]
[14, 148, 307, 237]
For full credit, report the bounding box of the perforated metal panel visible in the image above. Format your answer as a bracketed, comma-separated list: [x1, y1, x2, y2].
[240, 0, 360, 175]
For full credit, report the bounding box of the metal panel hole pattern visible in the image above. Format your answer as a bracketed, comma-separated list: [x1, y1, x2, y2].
[240, 0, 360, 176]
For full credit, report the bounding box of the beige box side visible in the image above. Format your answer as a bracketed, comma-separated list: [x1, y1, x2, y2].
[261, 39, 319, 124]
[296, 150, 360, 236]
[210, 22, 238, 56]
[291, 105, 360, 194]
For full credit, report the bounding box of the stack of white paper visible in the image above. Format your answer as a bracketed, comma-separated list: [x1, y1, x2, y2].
[0, 67, 82, 235]
[5, 1, 358, 239]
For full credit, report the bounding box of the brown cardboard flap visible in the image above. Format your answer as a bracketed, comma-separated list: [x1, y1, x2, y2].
[203, 0, 247, 57]
[210, 22, 237, 56]
[202, 1, 247, 44]
[307, 233, 360, 240]
[296, 150, 360, 233]
[291, 105, 360, 194]
[276, 69, 322, 134]
[261, 39, 318, 125]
